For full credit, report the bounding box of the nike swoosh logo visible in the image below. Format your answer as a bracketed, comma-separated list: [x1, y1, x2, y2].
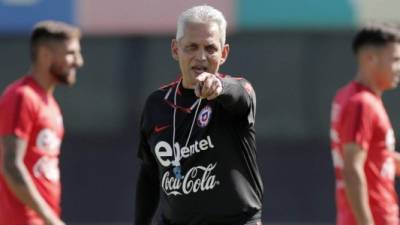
[154, 124, 170, 133]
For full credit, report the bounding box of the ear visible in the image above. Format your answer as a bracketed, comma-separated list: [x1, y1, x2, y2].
[361, 47, 380, 66]
[171, 39, 179, 61]
[36, 45, 53, 65]
[219, 44, 230, 65]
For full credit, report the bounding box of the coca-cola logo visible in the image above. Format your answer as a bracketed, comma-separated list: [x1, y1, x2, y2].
[162, 163, 219, 195]
[33, 156, 60, 182]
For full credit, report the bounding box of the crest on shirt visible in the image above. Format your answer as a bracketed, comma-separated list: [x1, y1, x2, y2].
[33, 156, 60, 182]
[197, 105, 212, 128]
[36, 128, 61, 154]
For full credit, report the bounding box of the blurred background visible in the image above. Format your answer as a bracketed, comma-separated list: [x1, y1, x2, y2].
[1, 0, 400, 224]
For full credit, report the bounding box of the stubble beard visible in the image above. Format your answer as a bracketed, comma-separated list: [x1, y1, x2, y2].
[50, 63, 75, 86]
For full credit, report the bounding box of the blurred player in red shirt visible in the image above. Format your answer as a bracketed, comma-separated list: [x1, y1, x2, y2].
[331, 23, 400, 225]
[0, 21, 83, 225]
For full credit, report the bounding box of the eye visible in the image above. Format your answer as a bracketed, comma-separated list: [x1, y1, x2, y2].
[66, 50, 77, 56]
[205, 45, 218, 54]
[185, 44, 198, 52]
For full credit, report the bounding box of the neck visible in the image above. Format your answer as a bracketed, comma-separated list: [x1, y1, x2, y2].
[31, 66, 56, 95]
[354, 69, 382, 96]
[181, 76, 196, 89]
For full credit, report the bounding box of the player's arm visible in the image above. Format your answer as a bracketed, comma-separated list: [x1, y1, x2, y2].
[195, 72, 255, 116]
[342, 143, 374, 225]
[391, 151, 400, 176]
[0, 135, 65, 225]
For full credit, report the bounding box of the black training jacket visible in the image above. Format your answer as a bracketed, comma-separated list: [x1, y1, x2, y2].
[135, 74, 263, 225]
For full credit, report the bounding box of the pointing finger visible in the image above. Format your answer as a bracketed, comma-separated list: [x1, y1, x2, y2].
[195, 72, 211, 83]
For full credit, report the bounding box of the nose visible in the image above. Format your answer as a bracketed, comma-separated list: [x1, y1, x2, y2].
[74, 52, 84, 67]
[195, 48, 207, 61]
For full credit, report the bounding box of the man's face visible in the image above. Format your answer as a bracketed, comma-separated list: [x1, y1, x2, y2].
[171, 22, 229, 88]
[374, 42, 400, 90]
[49, 38, 84, 86]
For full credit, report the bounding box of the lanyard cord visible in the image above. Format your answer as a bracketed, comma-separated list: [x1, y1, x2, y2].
[171, 79, 202, 167]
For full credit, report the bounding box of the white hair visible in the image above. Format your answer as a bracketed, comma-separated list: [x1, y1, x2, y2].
[176, 5, 227, 46]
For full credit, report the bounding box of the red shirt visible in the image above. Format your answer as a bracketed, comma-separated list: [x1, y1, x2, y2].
[0, 76, 64, 225]
[330, 81, 399, 225]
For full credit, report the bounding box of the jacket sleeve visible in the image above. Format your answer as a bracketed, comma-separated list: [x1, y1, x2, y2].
[217, 76, 256, 125]
[134, 103, 160, 225]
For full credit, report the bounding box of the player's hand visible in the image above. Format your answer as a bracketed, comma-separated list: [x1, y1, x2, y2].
[44, 219, 66, 225]
[43, 214, 66, 225]
[194, 72, 223, 100]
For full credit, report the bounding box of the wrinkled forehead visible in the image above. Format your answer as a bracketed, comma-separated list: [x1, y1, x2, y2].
[179, 22, 222, 45]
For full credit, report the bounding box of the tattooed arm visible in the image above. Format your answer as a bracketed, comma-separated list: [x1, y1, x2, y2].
[0, 136, 65, 225]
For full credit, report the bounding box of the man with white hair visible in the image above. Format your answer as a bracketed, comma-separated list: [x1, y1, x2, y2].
[134, 5, 263, 225]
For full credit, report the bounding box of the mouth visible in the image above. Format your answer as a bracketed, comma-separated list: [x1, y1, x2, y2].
[191, 66, 208, 75]
[67, 69, 76, 77]
[392, 75, 400, 85]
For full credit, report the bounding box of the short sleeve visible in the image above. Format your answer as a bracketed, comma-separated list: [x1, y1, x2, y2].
[340, 97, 374, 151]
[0, 90, 36, 140]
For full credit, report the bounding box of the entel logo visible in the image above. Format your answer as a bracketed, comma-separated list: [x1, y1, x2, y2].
[155, 135, 214, 167]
